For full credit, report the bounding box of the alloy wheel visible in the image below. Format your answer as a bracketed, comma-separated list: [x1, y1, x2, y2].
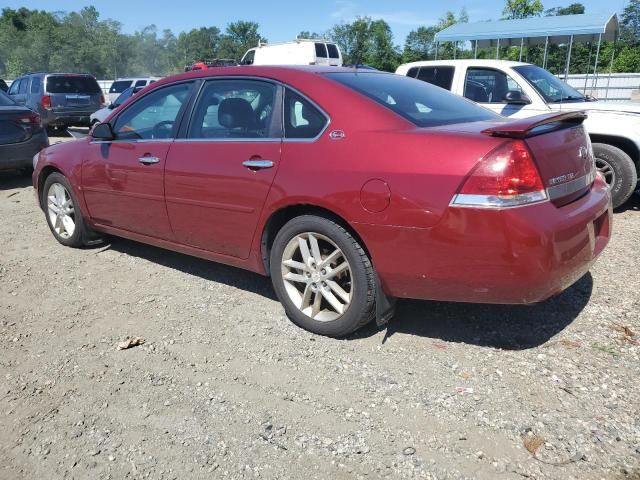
[281, 232, 353, 322]
[47, 182, 76, 239]
[595, 157, 615, 186]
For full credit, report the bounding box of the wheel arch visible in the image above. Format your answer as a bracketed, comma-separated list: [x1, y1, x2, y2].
[589, 134, 640, 170]
[260, 204, 370, 276]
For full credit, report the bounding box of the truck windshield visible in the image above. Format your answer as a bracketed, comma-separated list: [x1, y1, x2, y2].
[513, 65, 585, 103]
[325, 72, 498, 128]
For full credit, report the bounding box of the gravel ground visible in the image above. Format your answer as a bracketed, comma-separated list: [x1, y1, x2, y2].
[1, 155, 639, 480]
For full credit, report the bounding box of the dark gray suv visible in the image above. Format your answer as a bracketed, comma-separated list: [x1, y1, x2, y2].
[8, 73, 104, 129]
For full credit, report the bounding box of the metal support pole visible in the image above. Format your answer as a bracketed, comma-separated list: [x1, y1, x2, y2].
[496, 38, 500, 59]
[435, 41, 439, 60]
[542, 36, 549, 69]
[453, 41, 457, 59]
[564, 35, 573, 81]
[591, 33, 602, 92]
[605, 40, 616, 99]
[474, 40, 478, 59]
[519, 38, 524, 62]
[584, 41, 593, 93]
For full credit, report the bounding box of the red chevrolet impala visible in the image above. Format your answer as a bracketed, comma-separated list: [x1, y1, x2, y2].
[32, 66, 611, 337]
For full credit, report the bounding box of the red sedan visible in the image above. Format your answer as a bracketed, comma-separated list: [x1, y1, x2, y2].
[33, 66, 611, 337]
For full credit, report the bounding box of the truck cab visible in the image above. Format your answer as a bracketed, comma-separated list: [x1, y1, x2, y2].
[396, 60, 640, 208]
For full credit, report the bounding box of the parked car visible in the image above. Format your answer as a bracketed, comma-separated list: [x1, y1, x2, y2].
[107, 77, 159, 104]
[91, 86, 142, 125]
[8, 72, 105, 130]
[241, 39, 343, 66]
[396, 60, 640, 208]
[184, 59, 237, 72]
[32, 66, 611, 337]
[0, 89, 48, 172]
[0, 79, 8, 92]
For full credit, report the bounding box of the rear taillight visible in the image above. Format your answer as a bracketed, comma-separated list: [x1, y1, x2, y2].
[451, 140, 548, 208]
[17, 112, 42, 127]
[41, 95, 52, 109]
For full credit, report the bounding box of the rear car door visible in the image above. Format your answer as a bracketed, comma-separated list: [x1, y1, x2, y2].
[82, 81, 195, 239]
[164, 78, 282, 258]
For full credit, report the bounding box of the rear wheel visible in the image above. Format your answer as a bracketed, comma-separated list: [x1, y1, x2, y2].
[270, 215, 376, 337]
[592, 143, 637, 209]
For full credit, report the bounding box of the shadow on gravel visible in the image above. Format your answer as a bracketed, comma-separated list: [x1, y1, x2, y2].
[355, 273, 594, 350]
[614, 192, 640, 213]
[0, 171, 32, 190]
[106, 237, 278, 300]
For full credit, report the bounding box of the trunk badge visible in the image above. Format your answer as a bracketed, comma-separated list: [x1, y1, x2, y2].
[329, 130, 345, 140]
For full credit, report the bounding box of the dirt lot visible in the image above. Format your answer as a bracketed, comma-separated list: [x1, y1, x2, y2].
[1, 143, 639, 479]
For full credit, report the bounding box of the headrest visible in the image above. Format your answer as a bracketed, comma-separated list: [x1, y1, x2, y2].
[218, 98, 253, 129]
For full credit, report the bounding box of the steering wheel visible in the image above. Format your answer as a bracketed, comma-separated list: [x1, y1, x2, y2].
[152, 120, 174, 139]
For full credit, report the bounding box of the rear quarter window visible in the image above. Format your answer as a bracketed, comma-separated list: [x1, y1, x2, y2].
[326, 72, 498, 128]
[46, 76, 101, 94]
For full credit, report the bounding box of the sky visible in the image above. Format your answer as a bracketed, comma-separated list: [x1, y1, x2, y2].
[4, 0, 626, 44]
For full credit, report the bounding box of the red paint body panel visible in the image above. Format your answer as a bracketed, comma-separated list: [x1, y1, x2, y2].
[32, 66, 612, 307]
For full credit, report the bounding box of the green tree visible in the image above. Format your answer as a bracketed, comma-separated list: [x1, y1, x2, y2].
[502, 0, 544, 19]
[217, 21, 265, 61]
[330, 17, 400, 70]
[544, 3, 584, 16]
[620, 0, 640, 45]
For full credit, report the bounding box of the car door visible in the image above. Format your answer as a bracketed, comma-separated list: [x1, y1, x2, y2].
[164, 78, 282, 258]
[82, 81, 195, 239]
[463, 67, 542, 118]
[8, 78, 26, 105]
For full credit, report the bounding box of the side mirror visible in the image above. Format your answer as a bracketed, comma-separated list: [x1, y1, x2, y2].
[504, 91, 531, 105]
[92, 122, 115, 140]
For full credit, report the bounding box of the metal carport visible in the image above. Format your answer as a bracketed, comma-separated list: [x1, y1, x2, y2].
[433, 13, 618, 79]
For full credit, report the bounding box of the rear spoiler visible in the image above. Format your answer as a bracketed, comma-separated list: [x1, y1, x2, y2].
[482, 111, 587, 139]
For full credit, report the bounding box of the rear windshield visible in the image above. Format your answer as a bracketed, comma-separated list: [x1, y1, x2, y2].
[0, 90, 16, 106]
[46, 75, 101, 94]
[326, 72, 498, 128]
[110, 80, 133, 93]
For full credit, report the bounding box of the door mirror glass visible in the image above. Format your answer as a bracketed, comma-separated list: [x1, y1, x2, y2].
[92, 122, 115, 140]
[504, 90, 531, 105]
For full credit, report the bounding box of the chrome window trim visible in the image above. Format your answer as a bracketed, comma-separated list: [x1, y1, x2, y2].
[89, 138, 174, 145]
[546, 171, 595, 200]
[174, 138, 281, 143]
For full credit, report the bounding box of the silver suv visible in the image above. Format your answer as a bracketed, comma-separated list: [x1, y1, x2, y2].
[8, 73, 104, 129]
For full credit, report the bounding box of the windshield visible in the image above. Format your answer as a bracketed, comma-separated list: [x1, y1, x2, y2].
[325, 72, 498, 128]
[110, 80, 133, 94]
[46, 75, 102, 94]
[0, 90, 16, 106]
[513, 65, 585, 103]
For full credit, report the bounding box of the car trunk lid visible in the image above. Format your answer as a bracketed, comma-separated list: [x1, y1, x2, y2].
[0, 106, 36, 144]
[482, 111, 595, 207]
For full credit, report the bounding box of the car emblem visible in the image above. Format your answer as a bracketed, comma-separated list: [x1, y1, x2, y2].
[578, 146, 588, 160]
[329, 129, 345, 140]
[549, 172, 576, 185]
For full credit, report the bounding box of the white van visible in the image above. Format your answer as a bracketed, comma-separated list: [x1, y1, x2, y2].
[241, 39, 343, 67]
[107, 77, 160, 103]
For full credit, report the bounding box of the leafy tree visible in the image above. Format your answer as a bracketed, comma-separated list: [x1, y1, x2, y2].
[217, 21, 265, 61]
[297, 31, 323, 39]
[330, 17, 400, 70]
[502, 0, 544, 19]
[544, 3, 584, 16]
[620, 0, 640, 45]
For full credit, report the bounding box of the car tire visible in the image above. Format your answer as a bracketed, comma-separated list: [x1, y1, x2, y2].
[42, 172, 98, 248]
[270, 215, 376, 337]
[592, 143, 638, 209]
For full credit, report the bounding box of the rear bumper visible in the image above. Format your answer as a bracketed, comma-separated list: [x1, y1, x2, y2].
[359, 176, 612, 304]
[42, 109, 96, 127]
[0, 131, 49, 171]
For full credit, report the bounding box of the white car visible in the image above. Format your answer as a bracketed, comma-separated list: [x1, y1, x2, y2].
[241, 39, 342, 67]
[107, 77, 159, 103]
[396, 59, 640, 208]
[90, 86, 137, 125]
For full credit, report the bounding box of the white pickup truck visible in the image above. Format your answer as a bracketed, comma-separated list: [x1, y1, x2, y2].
[396, 59, 640, 208]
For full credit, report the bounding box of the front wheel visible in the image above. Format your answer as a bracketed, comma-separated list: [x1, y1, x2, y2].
[592, 143, 637, 209]
[270, 215, 376, 337]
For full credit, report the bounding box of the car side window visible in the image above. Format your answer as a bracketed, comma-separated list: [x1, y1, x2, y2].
[327, 44, 340, 59]
[112, 82, 193, 141]
[315, 43, 328, 58]
[8, 79, 20, 95]
[18, 78, 29, 94]
[30, 78, 40, 94]
[188, 79, 277, 139]
[284, 89, 327, 139]
[407, 67, 419, 78]
[465, 68, 523, 103]
[134, 80, 147, 88]
[416, 66, 455, 90]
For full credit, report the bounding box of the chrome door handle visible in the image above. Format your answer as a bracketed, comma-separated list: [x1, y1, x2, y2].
[138, 156, 160, 165]
[242, 159, 274, 170]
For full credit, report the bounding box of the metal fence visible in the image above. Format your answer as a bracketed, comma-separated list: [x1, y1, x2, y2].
[562, 73, 640, 102]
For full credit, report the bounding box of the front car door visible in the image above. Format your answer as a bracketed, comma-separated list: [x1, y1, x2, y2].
[164, 78, 282, 258]
[82, 81, 195, 239]
[463, 67, 543, 118]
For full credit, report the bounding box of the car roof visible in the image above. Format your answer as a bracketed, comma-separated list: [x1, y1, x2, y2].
[399, 59, 530, 68]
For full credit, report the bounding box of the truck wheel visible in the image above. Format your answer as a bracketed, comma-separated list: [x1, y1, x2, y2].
[592, 143, 637, 209]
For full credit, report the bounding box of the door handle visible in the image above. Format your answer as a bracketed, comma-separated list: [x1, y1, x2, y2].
[138, 156, 160, 165]
[242, 159, 274, 170]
